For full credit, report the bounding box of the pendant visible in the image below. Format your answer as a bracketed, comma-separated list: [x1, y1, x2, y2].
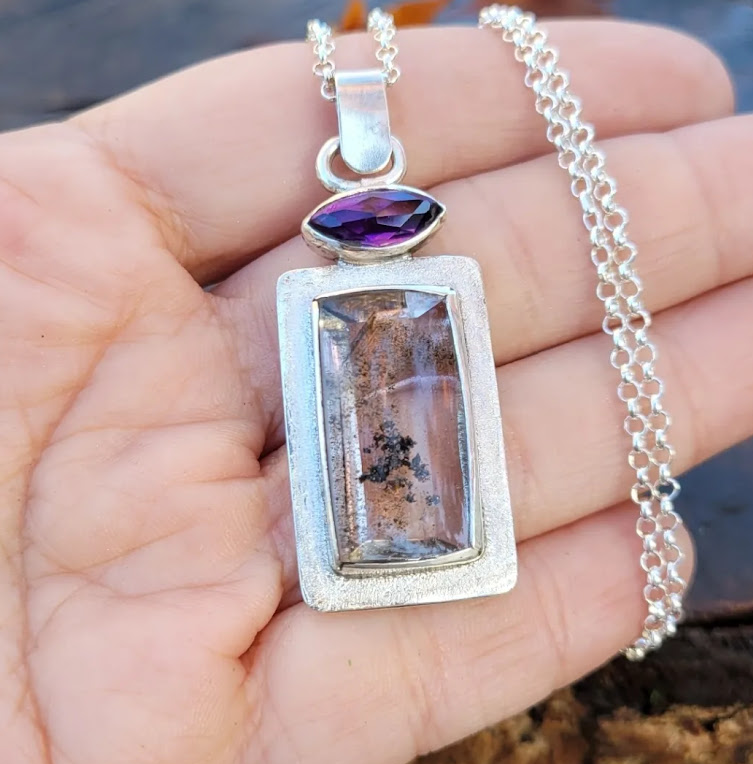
[278, 68, 517, 611]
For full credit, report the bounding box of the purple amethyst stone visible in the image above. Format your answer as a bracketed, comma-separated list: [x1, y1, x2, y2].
[308, 188, 443, 249]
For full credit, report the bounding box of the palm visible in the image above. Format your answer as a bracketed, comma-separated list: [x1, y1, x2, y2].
[0, 20, 751, 764]
[0, 123, 276, 763]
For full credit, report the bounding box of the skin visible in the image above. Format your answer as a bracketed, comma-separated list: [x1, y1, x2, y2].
[0, 18, 751, 764]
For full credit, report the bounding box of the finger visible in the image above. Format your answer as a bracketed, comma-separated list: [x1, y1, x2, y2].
[498, 276, 753, 541]
[248, 506, 694, 764]
[223, 113, 753, 374]
[259, 275, 753, 601]
[73, 22, 733, 282]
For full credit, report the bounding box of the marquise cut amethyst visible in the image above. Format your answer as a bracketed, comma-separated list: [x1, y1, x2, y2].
[308, 188, 443, 249]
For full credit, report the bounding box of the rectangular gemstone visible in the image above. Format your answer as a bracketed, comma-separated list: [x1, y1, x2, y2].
[316, 288, 475, 567]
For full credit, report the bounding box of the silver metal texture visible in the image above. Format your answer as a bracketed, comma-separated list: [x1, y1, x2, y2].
[309, 10, 404, 195]
[301, 184, 446, 262]
[277, 256, 517, 611]
[335, 69, 393, 175]
[307, 9, 400, 102]
[479, 5, 687, 660]
[315, 135, 408, 194]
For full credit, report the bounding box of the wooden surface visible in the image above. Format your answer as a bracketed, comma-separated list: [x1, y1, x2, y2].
[420, 626, 753, 763]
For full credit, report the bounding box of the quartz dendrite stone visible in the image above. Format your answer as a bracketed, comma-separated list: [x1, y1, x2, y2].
[317, 288, 473, 565]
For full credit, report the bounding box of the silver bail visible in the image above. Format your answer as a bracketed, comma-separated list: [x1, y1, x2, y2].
[334, 69, 393, 176]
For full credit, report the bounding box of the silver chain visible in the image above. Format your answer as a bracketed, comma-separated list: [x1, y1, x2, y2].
[307, 18, 338, 101]
[368, 8, 401, 87]
[479, 5, 686, 660]
[307, 8, 401, 101]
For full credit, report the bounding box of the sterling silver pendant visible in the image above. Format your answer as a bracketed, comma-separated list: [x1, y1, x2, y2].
[278, 62, 516, 611]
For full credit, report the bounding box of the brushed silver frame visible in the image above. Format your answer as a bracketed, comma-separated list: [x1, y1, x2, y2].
[278, 255, 517, 611]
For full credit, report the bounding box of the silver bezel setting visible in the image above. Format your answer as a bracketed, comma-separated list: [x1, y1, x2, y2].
[278, 255, 517, 611]
[301, 184, 447, 263]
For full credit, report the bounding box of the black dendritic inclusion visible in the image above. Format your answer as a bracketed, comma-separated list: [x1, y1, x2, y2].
[359, 419, 435, 504]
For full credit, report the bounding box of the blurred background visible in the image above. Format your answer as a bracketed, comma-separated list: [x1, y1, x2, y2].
[2, 1, 751, 762]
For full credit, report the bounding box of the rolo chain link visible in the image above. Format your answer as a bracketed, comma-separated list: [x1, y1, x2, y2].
[307, 9, 400, 101]
[368, 8, 401, 87]
[479, 5, 686, 660]
[306, 18, 338, 100]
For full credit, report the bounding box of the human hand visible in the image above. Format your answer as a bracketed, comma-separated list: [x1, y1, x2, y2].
[0, 20, 749, 764]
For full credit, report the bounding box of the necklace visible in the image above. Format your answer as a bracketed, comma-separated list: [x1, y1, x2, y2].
[278, 5, 687, 659]
[277, 8, 517, 612]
